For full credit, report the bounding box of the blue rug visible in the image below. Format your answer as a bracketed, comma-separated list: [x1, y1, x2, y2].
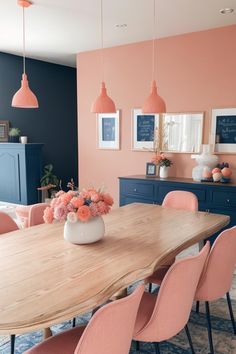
[0, 298, 235, 354]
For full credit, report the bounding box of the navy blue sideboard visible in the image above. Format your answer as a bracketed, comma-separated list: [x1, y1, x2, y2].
[0, 143, 43, 205]
[119, 175, 236, 235]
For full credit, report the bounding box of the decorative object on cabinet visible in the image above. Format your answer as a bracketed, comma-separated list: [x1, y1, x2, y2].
[8, 127, 21, 143]
[0, 120, 9, 142]
[20, 136, 28, 144]
[43, 188, 114, 244]
[119, 175, 236, 242]
[146, 162, 156, 177]
[12, 0, 39, 109]
[132, 108, 159, 150]
[162, 112, 204, 153]
[0, 143, 43, 204]
[142, 0, 166, 114]
[192, 144, 219, 182]
[211, 108, 236, 153]
[97, 110, 120, 149]
[158, 154, 173, 178]
[91, 0, 116, 114]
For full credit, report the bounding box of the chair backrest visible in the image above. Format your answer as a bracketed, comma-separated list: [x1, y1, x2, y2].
[162, 190, 198, 211]
[0, 211, 19, 234]
[195, 226, 236, 301]
[136, 242, 209, 342]
[28, 203, 48, 227]
[74, 284, 144, 354]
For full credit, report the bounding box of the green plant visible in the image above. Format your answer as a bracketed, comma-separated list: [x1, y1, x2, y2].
[158, 157, 173, 167]
[40, 164, 59, 188]
[9, 127, 21, 137]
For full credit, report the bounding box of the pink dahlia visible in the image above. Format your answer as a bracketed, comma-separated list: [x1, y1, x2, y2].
[102, 193, 114, 206]
[43, 207, 54, 224]
[54, 203, 67, 221]
[97, 201, 109, 215]
[71, 196, 84, 209]
[89, 202, 99, 217]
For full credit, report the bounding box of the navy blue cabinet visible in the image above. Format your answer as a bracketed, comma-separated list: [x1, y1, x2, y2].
[119, 175, 236, 233]
[0, 143, 43, 205]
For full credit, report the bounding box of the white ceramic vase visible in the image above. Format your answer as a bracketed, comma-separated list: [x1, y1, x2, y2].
[159, 166, 169, 178]
[64, 216, 105, 245]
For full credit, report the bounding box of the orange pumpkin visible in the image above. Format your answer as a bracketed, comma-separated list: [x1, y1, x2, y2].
[221, 167, 232, 177]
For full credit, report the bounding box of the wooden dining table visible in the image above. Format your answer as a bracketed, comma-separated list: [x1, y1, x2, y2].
[0, 203, 229, 335]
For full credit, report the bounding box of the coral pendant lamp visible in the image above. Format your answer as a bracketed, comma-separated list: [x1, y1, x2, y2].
[12, 0, 39, 109]
[91, 0, 116, 114]
[142, 0, 166, 114]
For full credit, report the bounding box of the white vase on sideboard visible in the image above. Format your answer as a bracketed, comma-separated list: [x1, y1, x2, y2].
[159, 166, 169, 178]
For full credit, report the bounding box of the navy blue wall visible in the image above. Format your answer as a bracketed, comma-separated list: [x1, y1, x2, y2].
[0, 52, 78, 189]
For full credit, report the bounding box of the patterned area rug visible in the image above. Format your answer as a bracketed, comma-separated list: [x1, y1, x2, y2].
[1, 297, 236, 354]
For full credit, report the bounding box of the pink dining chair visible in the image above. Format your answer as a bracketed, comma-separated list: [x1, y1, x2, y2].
[134, 242, 210, 354]
[148, 190, 199, 292]
[195, 226, 236, 354]
[24, 284, 145, 354]
[16, 203, 48, 228]
[0, 211, 19, 234]
[0, 211, 19, 354]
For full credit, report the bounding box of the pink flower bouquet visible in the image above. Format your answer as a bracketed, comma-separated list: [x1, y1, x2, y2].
[43, 188, 114, 224]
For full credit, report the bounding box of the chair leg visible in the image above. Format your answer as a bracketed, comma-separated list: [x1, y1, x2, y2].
[196, 301, 200, 314]
[72, 318, 76, 327]
[149, 283, 152, 293]
[226, 292, 236, 335]
[205, 301, 215, 354]
[10, 334, 15, 354]
[185, 325, 195, 354]
[153, 342, 161, 354]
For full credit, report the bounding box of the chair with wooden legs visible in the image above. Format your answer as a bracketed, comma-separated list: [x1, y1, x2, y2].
[24, 284, 144, 354]
[133, 242, 210, 354]
[195, 226, 236, 354]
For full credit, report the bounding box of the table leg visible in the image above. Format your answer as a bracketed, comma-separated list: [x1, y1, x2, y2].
[43, 327, 52, 339]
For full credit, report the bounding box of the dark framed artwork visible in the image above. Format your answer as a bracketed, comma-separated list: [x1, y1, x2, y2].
[0, 121, 9, 142]
[146, 162, 156, 176]
[211, 108, 236, 153]
[97, 111, 120, 150]
[132, 109, 159, 150]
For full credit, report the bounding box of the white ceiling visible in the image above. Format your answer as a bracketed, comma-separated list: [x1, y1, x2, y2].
[0, 0, 236, 68]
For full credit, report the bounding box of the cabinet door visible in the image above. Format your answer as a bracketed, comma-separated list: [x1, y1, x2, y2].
[120, 180, 156, 203]
[207, 208, 235, 244]
[0, 151, 21, 203]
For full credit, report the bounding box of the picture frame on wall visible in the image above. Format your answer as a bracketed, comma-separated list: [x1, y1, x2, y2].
[0, 120, 9, 142]
[211, 108, 236, 153]
[132, 109, 159, 151]
[97, 110, 120, 150]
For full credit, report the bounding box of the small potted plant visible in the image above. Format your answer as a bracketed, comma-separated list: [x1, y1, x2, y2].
[158, 154, 173, 178]
[8, 127, 21, 143]
[39, 164, 60, 200]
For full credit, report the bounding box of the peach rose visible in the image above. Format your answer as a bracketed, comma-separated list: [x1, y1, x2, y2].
[102, 193, 114, 206]
[97, 201, 109, 215]
[77, 205, 91, 222]
[89, 202, 99, 217]
[60, 192, 73, 205]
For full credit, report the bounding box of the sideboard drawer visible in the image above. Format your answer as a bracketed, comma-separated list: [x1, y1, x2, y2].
[121, 181, 155, 200]
[212, 191, 236, 208]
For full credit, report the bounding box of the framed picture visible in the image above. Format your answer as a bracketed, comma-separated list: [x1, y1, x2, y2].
[132, 109, 159, 150]
[0, 120, 9, 142]
[211, 108, 236, 153]
[97, 110, 120, 150]
[146, 163, 156, 176]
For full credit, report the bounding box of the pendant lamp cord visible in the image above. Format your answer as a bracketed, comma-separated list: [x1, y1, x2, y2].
[100, 0, 104, 82]
[22, 6, 26, 74]
[152, 0, 156, 80]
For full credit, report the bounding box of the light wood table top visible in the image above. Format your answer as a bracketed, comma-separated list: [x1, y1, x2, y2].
[0, 203, 229, 334]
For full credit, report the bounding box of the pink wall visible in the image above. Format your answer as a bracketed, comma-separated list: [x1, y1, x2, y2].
[77, 25, 236, 205]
